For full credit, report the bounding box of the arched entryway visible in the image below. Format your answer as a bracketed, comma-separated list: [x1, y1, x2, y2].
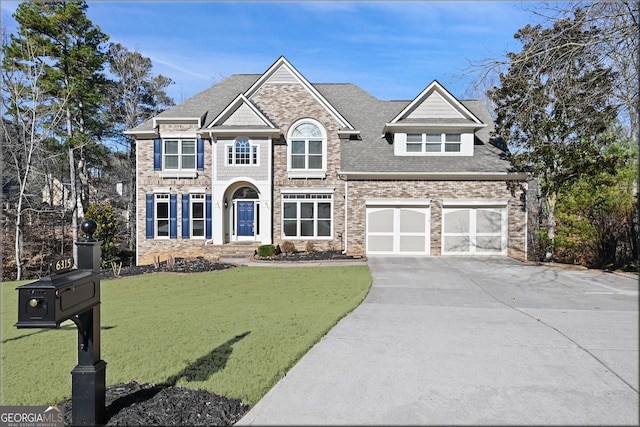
[225, 184, 260, 242]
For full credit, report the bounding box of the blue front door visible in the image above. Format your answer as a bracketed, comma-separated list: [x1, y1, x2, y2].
[237, 201, 254, 236]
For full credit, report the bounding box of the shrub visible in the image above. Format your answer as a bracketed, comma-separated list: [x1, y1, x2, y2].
[280, 241, 296, 254]
[305, 241, 316, 252]
[84, 203, 119, 268]
[257, 244, 275, 257]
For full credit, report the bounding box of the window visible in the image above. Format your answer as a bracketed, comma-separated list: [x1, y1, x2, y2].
[287, 120, 326, 177]
[190, 194, 205, 238]
[164, 139, 196, 170]
[154, 138, 204, 173]
[155, 194, 170, 238]
[405, 132, 461, 153]
[227, 138, 259, 166]
[282, 193, 332, 238]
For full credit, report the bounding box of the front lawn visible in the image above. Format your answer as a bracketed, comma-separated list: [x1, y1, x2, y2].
[1, 265, 371, 407]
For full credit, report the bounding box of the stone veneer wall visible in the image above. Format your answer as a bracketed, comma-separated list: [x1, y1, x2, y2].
[251, 83, 346, 253]
[345, 179, 527, 260]
[137, 124, 215, 265]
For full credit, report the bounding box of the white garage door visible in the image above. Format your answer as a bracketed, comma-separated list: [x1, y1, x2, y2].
[366, 203, 430, 255]
[442, 204, 507, 255]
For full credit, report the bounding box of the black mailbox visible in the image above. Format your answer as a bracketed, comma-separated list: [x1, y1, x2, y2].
[16, 269, 100, 329]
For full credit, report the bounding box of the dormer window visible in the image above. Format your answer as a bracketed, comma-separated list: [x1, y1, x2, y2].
[406, 132, 461, 153]
[394, 131, 471, 156]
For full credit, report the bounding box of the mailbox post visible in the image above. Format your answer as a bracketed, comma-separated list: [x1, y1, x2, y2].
[16, 220, 106, 426]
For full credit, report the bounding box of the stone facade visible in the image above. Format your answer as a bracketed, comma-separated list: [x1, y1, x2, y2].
[131, 57, 528, 266]
[345, 180, 527, 260]
[251, 83, 346, 253]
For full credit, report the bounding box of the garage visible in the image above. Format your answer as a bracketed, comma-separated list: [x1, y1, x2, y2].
[366, 200, 430, 255]
[442, 200, 508, 255]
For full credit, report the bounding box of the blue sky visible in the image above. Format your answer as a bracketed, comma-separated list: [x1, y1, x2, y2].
[1, 1, 551, 103]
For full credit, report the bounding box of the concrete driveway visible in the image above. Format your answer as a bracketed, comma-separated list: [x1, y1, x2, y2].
[237, 257, 639, 425]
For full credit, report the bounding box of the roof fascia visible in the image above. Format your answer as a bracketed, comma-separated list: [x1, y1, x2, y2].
[338, 171, 528, 180]
[123, 129, 157, 137]
[198, 128, 282, 138]
[244, 56, 355, 130]
[383, 122, 486, 134]
[389, 80, 484, 125]
[153, 116, 203, 128]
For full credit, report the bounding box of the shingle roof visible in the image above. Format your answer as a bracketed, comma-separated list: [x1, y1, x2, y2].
[129, 73, 513, 174]
[130, 74, 260, 132]
[314, 84, 513, 174]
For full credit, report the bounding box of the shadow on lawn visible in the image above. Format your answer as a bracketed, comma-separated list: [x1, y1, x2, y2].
[2, 324, 116, 344]
[165, 331, 251, 385]
[106, 331, 251, 421]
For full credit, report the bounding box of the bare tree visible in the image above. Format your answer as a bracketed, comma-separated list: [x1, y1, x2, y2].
[106, 43, 173, 252]
[471, 1, 639, 139]
[2, 32, 68, 280]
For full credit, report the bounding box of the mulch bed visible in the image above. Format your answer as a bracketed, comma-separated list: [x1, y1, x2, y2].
[254, 249, 364, 262]
[101, 257, 235, 280]
[58, 381, 249, 426]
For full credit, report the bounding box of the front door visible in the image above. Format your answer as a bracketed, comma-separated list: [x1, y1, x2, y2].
[237, 201, 254, 237]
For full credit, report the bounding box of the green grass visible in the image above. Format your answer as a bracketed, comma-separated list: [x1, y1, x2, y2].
[1, 265, 371, 407]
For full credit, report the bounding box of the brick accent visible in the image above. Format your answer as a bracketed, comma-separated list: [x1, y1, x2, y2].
[252, 83, 346, 253]
[135, 83, 528, 265]
[136, 132, 214, 266]
[345, 179, 527, 260]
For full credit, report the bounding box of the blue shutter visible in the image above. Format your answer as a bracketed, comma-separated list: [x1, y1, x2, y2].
[182, 194, 190, 239]
[170, 194, 177, 239]
[153, 138, 162, 171]
[197, 138, 205, 171]
[205, 194, 212, 239]
[145, 194, 154, 238]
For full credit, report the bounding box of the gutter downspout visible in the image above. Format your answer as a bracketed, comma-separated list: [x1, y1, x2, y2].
[205, 135, 214, 246]
[342, 179, 348, 254]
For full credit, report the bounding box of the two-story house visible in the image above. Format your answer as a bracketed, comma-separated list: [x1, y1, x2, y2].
[126, 57, 528, 266]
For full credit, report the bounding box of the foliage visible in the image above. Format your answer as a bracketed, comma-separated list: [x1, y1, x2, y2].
[257, 244, 275, 257]
[489, 11, 618, 260]
[83, 203, 119, 266]
[280, 241, 296, 254]
[554, 136, 638, 269]
[305, 241, 316, 253]
[2, 266, 372, 406]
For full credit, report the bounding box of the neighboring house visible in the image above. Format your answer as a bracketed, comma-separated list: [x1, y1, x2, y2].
[126, 57, 528, 266]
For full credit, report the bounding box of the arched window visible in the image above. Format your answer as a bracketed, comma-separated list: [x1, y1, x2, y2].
[287, 119, 327, 178]
[227, 137, 258, 165]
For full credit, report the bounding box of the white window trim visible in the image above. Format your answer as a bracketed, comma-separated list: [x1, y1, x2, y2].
[281, 192, 333, 240]
[154, 193, 171, 239]
[394, 131, 474, 156]
[226, 137, 260, 166]
[163, 138, 197, 171]
[287, 118, 328, 179]
[190, 193, 206, 239]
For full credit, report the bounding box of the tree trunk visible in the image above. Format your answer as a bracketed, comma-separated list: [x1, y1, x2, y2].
[14, 198, 23, 281]
[544, 191, 557, 262]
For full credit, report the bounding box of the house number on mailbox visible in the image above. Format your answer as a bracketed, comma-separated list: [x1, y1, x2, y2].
[52, 256, 74, 274]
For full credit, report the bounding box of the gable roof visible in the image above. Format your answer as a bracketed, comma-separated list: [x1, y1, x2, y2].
[244, 56, 355, 131]
[383, 80, 485, 133]
[201, 94, 280, 137]
[125, 74, 260, 136]
[314, 83, 514, 177]
[125, 57, 517, 177]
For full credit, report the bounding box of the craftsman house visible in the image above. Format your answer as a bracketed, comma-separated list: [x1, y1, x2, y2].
[126, 56, 528, 266]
